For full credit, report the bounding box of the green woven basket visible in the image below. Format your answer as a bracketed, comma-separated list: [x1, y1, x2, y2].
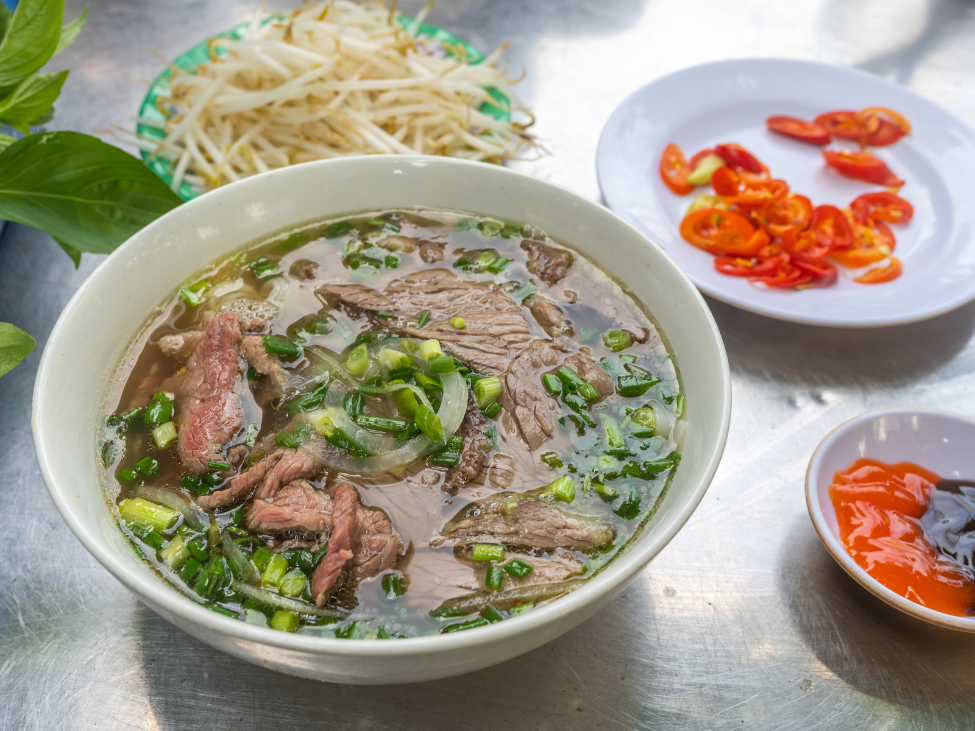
[136, 15, 510, 201]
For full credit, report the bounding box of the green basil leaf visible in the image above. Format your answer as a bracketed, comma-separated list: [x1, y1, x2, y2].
[53, 5, 87, 56]
[29, 105, 54, 126]
[0, 131, 182, 255]
[0, 4, 14, 44]
[0, 132, 15, 152]
[54, 236, 82, 268]
[0, 69, 67, 133]
[0, 0, 64, 88]
[0, 322, 36, 378]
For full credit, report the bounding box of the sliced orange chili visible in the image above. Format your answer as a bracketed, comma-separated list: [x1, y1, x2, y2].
[814, 111, 862, 141]
[856, 106, 911, 147]
[781, 227, 830, 263]
[822, 149, 905, 187]
[809, 204, 854, 250]
[711, 166, 788, 206]
[855, 257, 903, 284]
[679, 208, 768, 256]
[660, 143, 694, 195]
[793, 259, 838, 287]
[850, 192, 914, 226]
[831, 218, 896, 268]
[759, 194, 813, 237]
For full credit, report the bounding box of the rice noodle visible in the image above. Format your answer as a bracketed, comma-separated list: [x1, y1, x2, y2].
[124, 1, 537, 193]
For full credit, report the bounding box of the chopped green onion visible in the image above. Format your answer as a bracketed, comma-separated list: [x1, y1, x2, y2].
[483, 402, 501, 419]
[203, 471, 223, 487]
[542, 373, 562, 394]
[207, 461, 231, 472]
[614, 486, 642, 519]
[128, 523, 165, 550]
[450, 317, 466, 329]
[322, 220, 354, 238]
[419, 338, 442, 360]
[428, 355, 455, 374]
[117, 468, 139, 484]
[178, 557, 202, 583]
[246, 367, 259, 380]
[144, 399, 173, 428]
[504, 559, 534, 579]
[471, 544, 505, 562]
[603, 329, 633, 352]
[343, 392, 363, 417]
[501, 223, 522, 239]
[384, 255, 400, 268]
[478, 220, 502, 236]
[181, 475, 207, 495]
[345, 343, 369, 377]
[247, 449, 267, 466]
[578, 382, 600, 403]
[510, 603, 534, 616]
[244, 609, 268, 626]
[119, 498, 179, 533]
[272, 231, 312, 252]
[541, 452, 563, 468]
[485, 565, 504, 591]
[355, 415, 407, 432]
[431, 435, 464, 467]
[473, 376, 502, 409]
[413, 403, 444, 443]
[631, 406, 656, 432]
[619, 354, 637, 364]
[279, 569, 308, 598]
[247, 256, 281, 280]
[261, 554, 289, 588]
[382, 572, 406, 599]
[263, 335, 301, 359]
[134, 456, 161, 477]
[417, 310, 431, 328]
[676, 394, 685, 415]
[380, 348, 414, 372]
[600, 414, 626, 450]
[252, 548, 274, 572]
[442, 617, 490, 633]
[120, 407, 144, 427]
[547, 475, 575, 503]
[485, 257, 510, 274]
[415, 371, 442, 394]
[188, 539, 209, 563]
[456, 217, 477, 231]
[594, 481, 619, 501]
[561, 393, 597, 428]
[178, 281, 211, 307]
[160, 535, 190, 570]
[282, 382, 328, 414]
[335, 620, 368, 639]
[312, 543, 329, 569]
[210, 605, 239, 619]
[391, 381, 419, 416]
[152, 421, 178, 450]
[555, 365, 585, 391]
[376, 311, 395, 319]
[269, 610, 301, 632]
[616, 374, 659, 398]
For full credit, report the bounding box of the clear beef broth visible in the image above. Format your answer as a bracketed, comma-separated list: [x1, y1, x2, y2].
[101, 209, 684, 637]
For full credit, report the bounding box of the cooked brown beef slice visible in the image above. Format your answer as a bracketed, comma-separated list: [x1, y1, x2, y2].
[562, 353, 613, 399]
[463, 554, 583, 591]
[443, 391, 490, 492]
[501, 339, 562, 450]
[376, 235, 417, 253]
[437, 487, 614, 550]
[319, 269, 533, 376]
[488, 453, 516, 489]
[177, 312, 246, 474]
[348, 501, 400, 583]
[227, 444, 250, 467]
[241, 334, 299, 396]
[311, 483, 356, 605]
[253, 449, 319, 501]
[524, 295, 571, 337]
[158, 331, 204, 360]
[521, 240, 574, 285]
[197, 451, 284, 511]
[310, 482, 401, 606]
[246, 479, 334, 533]
[418, 240, 445, 263]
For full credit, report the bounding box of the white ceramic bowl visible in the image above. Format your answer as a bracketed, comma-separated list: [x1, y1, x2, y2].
[32, 156, 731, 683]
[807, 408, 975, 632]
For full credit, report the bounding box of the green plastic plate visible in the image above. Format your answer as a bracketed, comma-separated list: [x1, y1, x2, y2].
[136, 15, 510, 201]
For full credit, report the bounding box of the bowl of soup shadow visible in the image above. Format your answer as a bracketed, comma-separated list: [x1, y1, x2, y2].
[32, 155, 731, 684]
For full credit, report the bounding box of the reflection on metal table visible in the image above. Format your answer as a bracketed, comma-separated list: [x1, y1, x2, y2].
[3, 0, 975, 728]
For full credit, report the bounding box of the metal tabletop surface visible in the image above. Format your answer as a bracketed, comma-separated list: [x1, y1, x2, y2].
[3, 0, 975, 728]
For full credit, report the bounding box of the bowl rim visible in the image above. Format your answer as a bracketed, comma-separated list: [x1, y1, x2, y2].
[805, 406, 975, 632]
[33, 154, 732, 658]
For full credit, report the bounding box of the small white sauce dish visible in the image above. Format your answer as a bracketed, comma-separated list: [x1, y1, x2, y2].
[806, 407, 975, 632]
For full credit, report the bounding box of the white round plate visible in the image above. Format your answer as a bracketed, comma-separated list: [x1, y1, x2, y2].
[597, 58, 975, 328]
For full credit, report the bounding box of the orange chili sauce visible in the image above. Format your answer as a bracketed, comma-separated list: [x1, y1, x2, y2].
[829, 458, 975, 616]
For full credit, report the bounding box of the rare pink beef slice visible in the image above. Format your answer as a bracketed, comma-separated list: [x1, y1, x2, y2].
[310, 482, 401, 606]
[176, 312, 246, 474]
[246, 479, 334, 534]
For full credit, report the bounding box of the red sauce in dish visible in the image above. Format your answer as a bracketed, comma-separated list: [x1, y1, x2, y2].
[828, 458, 975, 616]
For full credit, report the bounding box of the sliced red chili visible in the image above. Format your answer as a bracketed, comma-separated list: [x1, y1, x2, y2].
[822, 149, 905, 187]
[659, 143, 694, 195]
[809, 204, 854, 250]
[766, 116, 831, 145]
[713, 143, 767, 174]
[850, 192, 914, 226]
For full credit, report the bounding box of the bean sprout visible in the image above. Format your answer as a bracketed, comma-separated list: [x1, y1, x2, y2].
[119, 1, 538, 194]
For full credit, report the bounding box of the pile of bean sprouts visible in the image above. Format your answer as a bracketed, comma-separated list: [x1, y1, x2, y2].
[119, 1, 537, 193]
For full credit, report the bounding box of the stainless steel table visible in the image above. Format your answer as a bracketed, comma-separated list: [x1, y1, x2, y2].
[3, 0, 975, 728]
